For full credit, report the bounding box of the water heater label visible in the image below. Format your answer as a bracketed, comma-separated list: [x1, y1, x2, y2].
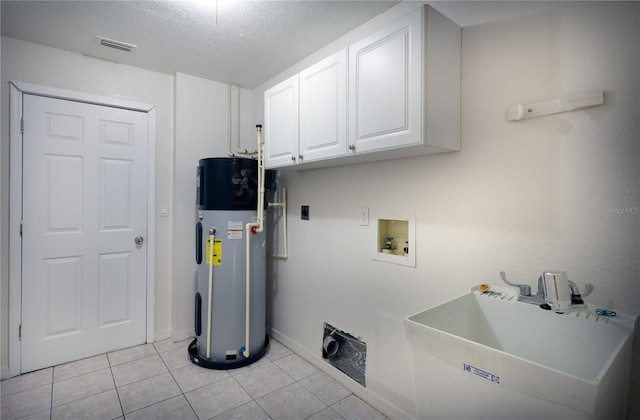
[227, 221, 244, 239]
[206, 238, 222, 266]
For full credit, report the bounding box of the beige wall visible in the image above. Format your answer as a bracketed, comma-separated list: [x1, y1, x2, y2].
[1, 2, 638, 418]
[171, 72, 254, 340]
[254, 2, 640, 417]
[0, 36, 175, 375]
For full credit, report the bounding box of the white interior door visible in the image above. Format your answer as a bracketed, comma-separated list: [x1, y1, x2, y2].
[21, 94, 148, 372]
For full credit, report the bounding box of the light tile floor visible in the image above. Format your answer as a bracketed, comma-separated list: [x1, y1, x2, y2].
[1, 338, 387, 420]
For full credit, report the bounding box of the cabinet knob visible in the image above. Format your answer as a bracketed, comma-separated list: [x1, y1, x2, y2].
[349, 144, 356, 151]
[291, 156, 296, 161]
[298, 154, 303, 161]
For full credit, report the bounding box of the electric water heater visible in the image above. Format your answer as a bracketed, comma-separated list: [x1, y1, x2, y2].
[188, 157, 269, 369]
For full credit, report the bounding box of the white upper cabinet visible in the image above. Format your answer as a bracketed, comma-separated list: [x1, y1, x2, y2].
[348, 9, 421, 153]
[263, 5, 460, 170]
[264, 74, 299, 168]
[299, 49, 348, 164]
[348, 6, 460, 156]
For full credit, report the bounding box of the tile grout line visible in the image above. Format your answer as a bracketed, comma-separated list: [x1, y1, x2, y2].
[262, 347, 343, 419]
[111, 354, 167, 389]
[153, 342, 201, 419]
[227, 356, 336, 420]
[175, 343, 308, 419]
[152, 343, 279, 419]
[49, 366, 54, 420]
[115, 344, 178, 417]
[226, 363, 277, 419]
[106, 351, 126, 419]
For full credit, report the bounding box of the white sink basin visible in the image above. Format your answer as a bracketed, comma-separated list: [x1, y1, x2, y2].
[404, 285, 637, 419]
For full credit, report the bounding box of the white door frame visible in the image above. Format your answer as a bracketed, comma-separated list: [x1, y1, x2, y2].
[8, 81, 156, 377]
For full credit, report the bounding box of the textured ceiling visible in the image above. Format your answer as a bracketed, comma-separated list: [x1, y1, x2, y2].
[1, 1, 556, 88]
[1, 0, 399, 88]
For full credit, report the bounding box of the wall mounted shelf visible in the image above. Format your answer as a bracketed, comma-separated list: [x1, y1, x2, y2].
[506, 90, 603, 122]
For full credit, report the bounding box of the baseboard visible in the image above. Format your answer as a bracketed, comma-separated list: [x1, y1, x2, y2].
[1, 364, 10, 380]
[153, 328, 172, 342]
[171, 327, 195, 343]
[268, 327, 415, 420]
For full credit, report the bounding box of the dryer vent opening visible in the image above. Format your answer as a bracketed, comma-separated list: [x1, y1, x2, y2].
[322, 322, 366, 386]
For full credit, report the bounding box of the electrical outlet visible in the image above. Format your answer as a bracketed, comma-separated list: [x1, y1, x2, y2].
[301, 205, 310, 220]
[360, 207, 369, 226]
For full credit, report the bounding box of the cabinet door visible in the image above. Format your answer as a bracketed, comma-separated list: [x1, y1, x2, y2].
[349, 9, 422, 154]
[265, 74, 299, 168]
[299, 48, 348, 163]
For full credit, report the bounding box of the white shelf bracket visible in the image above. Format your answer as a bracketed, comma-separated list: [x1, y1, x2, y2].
[506, 90, 603, 122]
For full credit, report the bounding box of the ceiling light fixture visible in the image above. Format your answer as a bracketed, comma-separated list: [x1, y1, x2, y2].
[96, 36, 137, 52]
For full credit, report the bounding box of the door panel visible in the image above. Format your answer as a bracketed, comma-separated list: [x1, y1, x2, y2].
[45, 154, 83, 232]
[43, 256, 83, 338]
[99, 252, 132, 327]
[99, 158, 133, 230]
[21, 94, 148, 372]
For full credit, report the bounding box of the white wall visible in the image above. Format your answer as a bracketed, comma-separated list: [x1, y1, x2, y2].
[172, 73, 254, 340]
[255, 2, 640, 418]
[0, 36, 175, 374]
[1, 2, 638, 417]
[0, 39, 253, 375]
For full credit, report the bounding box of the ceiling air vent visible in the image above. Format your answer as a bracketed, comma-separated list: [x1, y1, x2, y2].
[96, 36, 137, 53]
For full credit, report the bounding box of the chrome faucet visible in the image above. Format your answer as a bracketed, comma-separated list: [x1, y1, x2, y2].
[500, 271, 594, 311]
[499, 271, 546, 305]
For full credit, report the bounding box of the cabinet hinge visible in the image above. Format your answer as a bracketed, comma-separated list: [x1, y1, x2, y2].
[18, 324, 22, 340]
[20, 117, 24, 133]
[20, 221, 23, 237]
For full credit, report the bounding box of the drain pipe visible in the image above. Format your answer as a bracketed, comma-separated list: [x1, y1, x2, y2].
[236, 87, 257, 156]
[206, 228, 216, 359]
[227, 85, 257, 157]
[267, 188, 288, 260]
[243, 125, 265, 358]
[227, 84, 232, 156]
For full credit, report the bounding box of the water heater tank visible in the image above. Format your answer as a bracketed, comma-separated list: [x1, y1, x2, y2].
[189, 157, 268, 369]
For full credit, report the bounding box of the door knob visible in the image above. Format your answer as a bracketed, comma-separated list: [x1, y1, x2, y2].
[135, 236, 144, 247]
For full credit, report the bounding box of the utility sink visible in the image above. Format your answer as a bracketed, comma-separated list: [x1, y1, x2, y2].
[404, 285, 637, 419]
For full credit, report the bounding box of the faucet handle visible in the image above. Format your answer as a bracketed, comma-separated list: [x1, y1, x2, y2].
[582, 283, 594, 297]
[499, 271, 531, 296]
[568, 280, 594, 300]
